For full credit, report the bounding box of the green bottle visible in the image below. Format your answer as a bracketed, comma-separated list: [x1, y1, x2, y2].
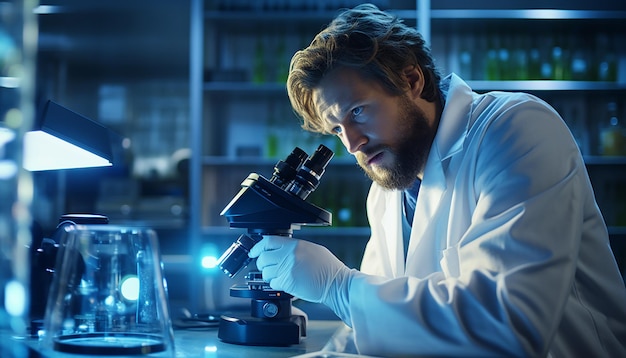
[275, 37, 289, 83]
[253, 37, 265, 84]
[598, 101, 626, 156]
[485, 34, 500, 81]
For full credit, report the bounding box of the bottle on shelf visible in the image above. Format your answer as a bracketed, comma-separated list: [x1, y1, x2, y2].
[457, 34, 474, 80]
[551, 34, 569, 81]
[595, 33, 617, 82]
[598, 101, 626, 156]
[275, 36, 289, 83]
[569, 34, 590, 81]
[485, 34, 500, 81]
[252, 36, 266, 84]
[336, 183, 355, 227]
[527, 37, 542, 80]
[538, 35, 554, 80]
[265, 105, 280, 158]
[511, 35, 529, 80]
[498, 35, 512, 80]
[471, 31, 487, 80]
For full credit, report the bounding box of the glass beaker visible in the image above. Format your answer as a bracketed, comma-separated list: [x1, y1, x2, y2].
[1, 2, 36, 354]
[43, 225, 174, 356]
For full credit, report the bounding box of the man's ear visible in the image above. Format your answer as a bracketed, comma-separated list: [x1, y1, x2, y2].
[403, 65, 425, 99]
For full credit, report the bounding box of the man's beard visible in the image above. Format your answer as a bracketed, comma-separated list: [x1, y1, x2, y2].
[356, 96, 436, 190]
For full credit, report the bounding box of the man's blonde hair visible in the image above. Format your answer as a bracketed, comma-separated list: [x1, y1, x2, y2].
[287, 3, 441, 134]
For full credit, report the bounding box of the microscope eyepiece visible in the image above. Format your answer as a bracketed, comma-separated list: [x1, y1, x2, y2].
[287, 144, 334, 199]
[305, 144, 334, 175]
[269, 147, 307, 189]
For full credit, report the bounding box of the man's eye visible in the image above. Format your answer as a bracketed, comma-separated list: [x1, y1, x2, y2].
[331, 126, 343, 135]
[351, 106, 363, 117]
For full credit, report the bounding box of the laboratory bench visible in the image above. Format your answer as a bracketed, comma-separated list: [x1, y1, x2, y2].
[1, 320, 358, 358]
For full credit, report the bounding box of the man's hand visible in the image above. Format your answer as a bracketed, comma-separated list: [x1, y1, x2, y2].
[248, 235, 350, 303]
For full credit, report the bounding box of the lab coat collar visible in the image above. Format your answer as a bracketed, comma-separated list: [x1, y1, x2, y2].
[405, 74, 474, 272]
[433, 73, 473, 162]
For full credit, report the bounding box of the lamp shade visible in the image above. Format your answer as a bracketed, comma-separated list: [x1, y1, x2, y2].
[23, 100, 113, 171]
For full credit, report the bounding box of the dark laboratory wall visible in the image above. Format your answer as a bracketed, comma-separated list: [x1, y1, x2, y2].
[34, 1, 191, 253]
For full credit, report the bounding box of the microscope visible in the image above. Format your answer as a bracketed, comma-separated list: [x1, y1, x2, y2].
[215, 144, 334, 346]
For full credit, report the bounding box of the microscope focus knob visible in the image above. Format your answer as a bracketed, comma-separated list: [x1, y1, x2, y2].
[262, 302, 279, 318]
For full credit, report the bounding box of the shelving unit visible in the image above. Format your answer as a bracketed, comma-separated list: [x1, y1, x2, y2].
[188, 0, 626, 311]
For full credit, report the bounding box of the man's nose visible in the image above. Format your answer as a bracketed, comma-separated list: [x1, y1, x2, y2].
[344, 124, 368, 154]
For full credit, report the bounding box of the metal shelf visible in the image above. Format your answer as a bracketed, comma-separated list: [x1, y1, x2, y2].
[430, 9, 626, 20]
[203, 81, 286, 93]
[205, 10, 338, 22]
[609, 226, 626, 236]
[204, 9, 626, 22]
[0, 77, 19, 89]
[467, 80, 626, 92]
[583, 156, 626, 165]
[204, 80, 626, 93]
[204, 9, 416, 22]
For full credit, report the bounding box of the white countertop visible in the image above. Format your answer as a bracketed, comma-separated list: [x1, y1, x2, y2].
[3, 320, 346, 358]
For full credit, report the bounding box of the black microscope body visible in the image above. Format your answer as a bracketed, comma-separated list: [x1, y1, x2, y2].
[216, 145, 333, 346]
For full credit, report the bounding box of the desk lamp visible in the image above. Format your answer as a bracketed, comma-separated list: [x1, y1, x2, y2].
[26, 100, 115, 331]
[23, 100, 113, 171]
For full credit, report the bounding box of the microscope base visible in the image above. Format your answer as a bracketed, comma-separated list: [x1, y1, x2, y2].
[218, 314, 306, 346]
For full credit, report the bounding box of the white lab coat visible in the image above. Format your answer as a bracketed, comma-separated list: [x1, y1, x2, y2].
[343, 74, 626, 357]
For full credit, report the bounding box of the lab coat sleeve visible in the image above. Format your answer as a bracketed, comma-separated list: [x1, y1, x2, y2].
[344, 96, 587, 357]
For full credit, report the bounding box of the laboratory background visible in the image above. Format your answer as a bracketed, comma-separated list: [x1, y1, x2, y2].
[1, 0, 625, 356]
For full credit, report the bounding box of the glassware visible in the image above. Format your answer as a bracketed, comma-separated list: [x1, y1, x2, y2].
[1, 0, 36, 349]
[43, 225, 175, 356]
[598, 101, 626, 156]
[595, 34, 617, 82]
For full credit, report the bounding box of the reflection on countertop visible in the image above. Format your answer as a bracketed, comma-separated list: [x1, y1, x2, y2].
[2, 320, 346, 358]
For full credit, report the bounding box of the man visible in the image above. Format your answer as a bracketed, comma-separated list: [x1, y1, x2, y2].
[248, 4, 626, 357]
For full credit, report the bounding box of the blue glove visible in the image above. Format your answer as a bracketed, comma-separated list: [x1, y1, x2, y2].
[248, 235, 353, 321]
